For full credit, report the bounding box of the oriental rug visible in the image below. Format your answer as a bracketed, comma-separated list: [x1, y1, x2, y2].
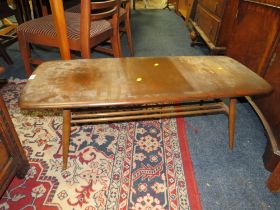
[0, 80, 201, 210]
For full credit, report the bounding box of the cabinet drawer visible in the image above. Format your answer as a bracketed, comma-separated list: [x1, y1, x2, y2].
[199, 0, 226, 18]
[195, 5, 221, 44]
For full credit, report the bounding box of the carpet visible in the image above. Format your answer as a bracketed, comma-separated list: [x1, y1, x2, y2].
[0, 81, 201, 210]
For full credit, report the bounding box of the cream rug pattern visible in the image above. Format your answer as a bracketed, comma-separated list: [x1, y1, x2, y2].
[0, 80, 201, 210]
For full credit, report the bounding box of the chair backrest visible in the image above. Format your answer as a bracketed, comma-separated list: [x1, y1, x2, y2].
[90, 0, 119, 20]
[80, 0, 120, 58]
[0, 0, 13, 19]
[37, 0, 49, 17]
[121, 0, 130, 9]
[121, 0, 131, 17]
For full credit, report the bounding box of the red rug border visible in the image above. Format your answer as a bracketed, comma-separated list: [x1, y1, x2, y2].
[176, 118, 202, 210]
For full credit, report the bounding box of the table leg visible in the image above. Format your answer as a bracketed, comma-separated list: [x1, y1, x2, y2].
[267, 162, 280, 192]
[62, 110, 71, 170]
[229, 98, 236, 149]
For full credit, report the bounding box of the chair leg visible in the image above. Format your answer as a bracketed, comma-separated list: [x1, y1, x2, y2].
[125, 14, 134, 56]
[111, 32, 122, 58]
[17, 33, 33, 77]
[81, 47, 91, 59]
[0, 45, 13, 64]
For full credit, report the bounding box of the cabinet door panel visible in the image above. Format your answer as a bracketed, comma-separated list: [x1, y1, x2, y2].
[177, 0, 194, 21]
[199, 0, 226, 18]
[226, 2, 280, 75]
[195, 5, 221, 44]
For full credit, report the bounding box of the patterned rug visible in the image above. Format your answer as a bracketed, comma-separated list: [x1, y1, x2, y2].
[0, 81, 201, 210]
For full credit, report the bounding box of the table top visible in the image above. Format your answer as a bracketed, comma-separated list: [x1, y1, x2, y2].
[19, 56, 272, 109]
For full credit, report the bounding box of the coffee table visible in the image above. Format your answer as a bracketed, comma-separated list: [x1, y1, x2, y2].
[19, 56, 272, 169]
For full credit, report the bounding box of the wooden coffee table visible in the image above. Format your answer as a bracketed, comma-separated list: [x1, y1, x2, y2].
[19, 56, 272, 169]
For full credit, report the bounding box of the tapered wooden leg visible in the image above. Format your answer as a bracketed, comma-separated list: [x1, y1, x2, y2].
[0, 45, 13, 64]
[229, 98, 236, 149]
[267, 162, 280, 192]
[17, 33, 33, 77]
[62, 110, 71, 170]
[125, 14, 134, 56]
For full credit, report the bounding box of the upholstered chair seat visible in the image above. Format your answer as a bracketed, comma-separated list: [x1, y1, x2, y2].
[17, 12, 112, 49]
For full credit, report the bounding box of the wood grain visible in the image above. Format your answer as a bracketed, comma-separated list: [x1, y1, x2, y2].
[19, 56, 272, 109]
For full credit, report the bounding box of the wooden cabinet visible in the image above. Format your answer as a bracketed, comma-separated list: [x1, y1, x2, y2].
[226, 1, 280, 76]
[176, 0, 195, 23]
[0, 95, 29, 197]
[194, 4, 221, 44]
[189, 0, 239, 54]
[225, 0, 280, 173]
[199, 0, 226, 18]
[256, 38, 280, 172]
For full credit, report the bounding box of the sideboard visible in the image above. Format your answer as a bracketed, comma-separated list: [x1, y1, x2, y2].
[176, 0, 195, 23]
[188, 0, 238, 54]
[188, 0, 280, 191]
[0, 95, 29, 197]
[225, 0, 280, 177]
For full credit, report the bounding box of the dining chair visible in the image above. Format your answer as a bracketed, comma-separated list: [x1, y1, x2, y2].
[0, 0, 23, 64]
[67, 0, 134, 56]
[16, 0, 121, 77]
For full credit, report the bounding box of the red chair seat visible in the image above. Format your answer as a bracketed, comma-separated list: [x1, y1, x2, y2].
[17, 12, 111, 41]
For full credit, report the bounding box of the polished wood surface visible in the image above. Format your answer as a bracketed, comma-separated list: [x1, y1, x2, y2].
[226, 0, 280, 76]
[19, 56, 272, 109]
